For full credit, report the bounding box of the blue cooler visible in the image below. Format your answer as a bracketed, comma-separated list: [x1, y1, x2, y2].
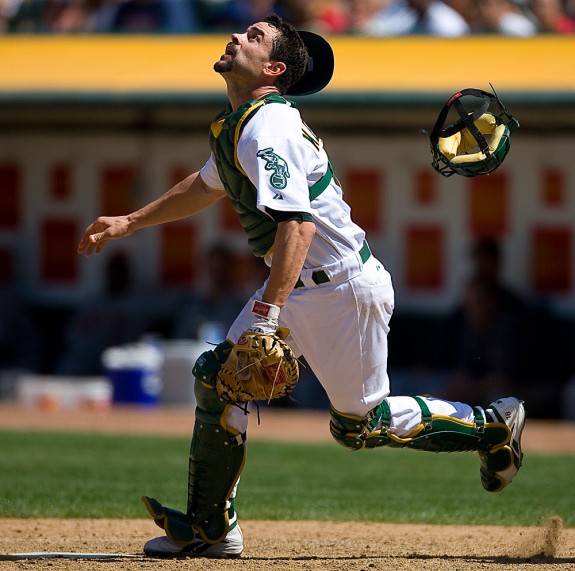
[102, 341, 163, 406]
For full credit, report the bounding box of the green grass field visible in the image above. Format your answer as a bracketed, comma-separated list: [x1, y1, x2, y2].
[0, 429, 573, 527]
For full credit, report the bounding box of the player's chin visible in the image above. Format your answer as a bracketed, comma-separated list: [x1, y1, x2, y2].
[214, 58, 233, 73]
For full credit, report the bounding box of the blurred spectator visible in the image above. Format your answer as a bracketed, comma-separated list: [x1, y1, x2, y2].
[91, 0, 199, 33]
[193, 0, 229, 28]
[344, 0, 392, 33]
[442, 238, 566, 418]
[3, 0, 199, 33]
[441, 240, 531, 404]
[283, 0, 348, 33]
[474, 0, 537, 35]
[199, 0, 342, 32]
[467, 238, 526, 311]
[106, 0, 169, 33]
[2, 0, 575, 33]
[442, 274, 530, 405]
[346, 0, 470, 36]
[0, 287, 44, 377]
[191, 0, 286, 30]
[529, 0, 575, 32]
[443, 0, 483, 30]
[45, 0, 96, 33]
[216, 0, 282, 31]
[0, 0, 21, 31]
[171, 243, 248, 341]
[208, 0, 286, 30]
[56, 251, 170, 375]
[4, 0, 45, 31]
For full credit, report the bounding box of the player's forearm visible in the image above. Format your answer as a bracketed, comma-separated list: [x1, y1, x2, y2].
[263, 220, 315, 307]
[127, 172, 224, 232]
[78, 172, 226, 256]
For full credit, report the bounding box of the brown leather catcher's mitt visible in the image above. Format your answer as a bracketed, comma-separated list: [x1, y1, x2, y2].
[215, 328, 299, 404]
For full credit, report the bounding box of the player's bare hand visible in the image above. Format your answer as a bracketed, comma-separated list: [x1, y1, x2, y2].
[77, 216, 133, 256]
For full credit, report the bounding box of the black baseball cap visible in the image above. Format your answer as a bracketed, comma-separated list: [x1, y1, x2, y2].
[287, 31, 334, 96]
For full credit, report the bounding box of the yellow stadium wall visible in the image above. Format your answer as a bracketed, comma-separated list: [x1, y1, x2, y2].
[1, 35, 575, 96]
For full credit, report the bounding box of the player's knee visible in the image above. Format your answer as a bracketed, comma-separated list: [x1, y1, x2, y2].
[329, 402, 392, 450]
[193, 340, 233, 386]
[193, 340, 233, 414]
[329, 406, 370, 450]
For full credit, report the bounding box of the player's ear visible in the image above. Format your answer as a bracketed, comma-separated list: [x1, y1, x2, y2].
[265, 60, 286, 79]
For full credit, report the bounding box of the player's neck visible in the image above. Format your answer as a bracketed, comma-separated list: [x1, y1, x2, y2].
[227, 85, 282, 111]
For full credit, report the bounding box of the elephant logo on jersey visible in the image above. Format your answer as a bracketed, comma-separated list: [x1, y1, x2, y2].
[256, 147, 290, 190]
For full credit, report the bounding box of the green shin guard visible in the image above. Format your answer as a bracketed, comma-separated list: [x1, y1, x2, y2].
[187, 341, 246, 544]
[187, 400, 246, 544]
[330, 397, 510, 453]
[142, 340, 246, 547]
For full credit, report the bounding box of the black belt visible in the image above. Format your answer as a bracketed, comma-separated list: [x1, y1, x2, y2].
[294, 241, 371, 288]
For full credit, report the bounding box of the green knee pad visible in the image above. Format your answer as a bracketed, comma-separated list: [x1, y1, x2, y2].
[192, 339, 233, 386]
[330, 397, 510, 453]
[330, 401, 392, 450]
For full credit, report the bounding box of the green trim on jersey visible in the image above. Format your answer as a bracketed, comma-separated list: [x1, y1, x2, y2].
[265, 207, 314, 223]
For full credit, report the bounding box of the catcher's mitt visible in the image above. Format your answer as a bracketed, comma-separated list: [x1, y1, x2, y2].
[215, 328, 299, 404]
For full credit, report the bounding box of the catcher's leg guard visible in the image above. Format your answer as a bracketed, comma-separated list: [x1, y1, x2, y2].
[188, 377, 246, 544]
[186, 339, 246, 543]
[142, 340, 245, 547]
[330, 396, 510, 453]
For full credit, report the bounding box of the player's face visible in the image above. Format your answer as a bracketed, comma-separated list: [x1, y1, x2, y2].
[214, 21, 278, 78]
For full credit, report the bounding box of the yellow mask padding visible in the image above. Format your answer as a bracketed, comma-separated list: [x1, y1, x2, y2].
[438, 114, 506, 164]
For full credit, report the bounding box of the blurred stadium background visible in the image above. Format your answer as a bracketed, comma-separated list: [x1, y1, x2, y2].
[1, 0, 575, 421]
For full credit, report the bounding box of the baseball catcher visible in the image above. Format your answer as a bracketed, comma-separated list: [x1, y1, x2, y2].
[78, 15, 526, 560]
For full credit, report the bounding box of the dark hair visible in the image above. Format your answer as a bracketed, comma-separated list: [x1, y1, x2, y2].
[264, 14, 307, 95]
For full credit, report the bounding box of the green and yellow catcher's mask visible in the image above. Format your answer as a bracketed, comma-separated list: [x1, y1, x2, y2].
[429, 86, 520, 178]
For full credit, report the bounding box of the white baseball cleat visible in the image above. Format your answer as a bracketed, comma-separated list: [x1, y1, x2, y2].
[479, 397, 525, 492]
[143, 523, 243, 559]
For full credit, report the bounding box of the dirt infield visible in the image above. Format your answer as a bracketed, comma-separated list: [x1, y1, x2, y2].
[1, 517, 574, 571]
[1, 404, 575, 570]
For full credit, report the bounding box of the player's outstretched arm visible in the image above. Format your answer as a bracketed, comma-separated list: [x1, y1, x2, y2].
[77, 171, 226, 256]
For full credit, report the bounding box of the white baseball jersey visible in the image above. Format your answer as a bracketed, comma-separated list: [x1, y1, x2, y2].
[200, 101, 365, 269]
